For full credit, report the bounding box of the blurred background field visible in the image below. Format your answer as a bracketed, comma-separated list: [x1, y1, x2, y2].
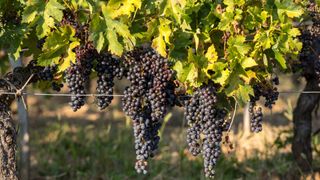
[9, 74, 320, 180]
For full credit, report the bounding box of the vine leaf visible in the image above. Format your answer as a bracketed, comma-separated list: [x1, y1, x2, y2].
[152, 18, 172, 57]
[38, 25, 79, 71]
[0, 25, 26, 59]
[152, 36, 167, 57]
[208, 62, 230, 87]
[90, 14, 107, 52]
[241, 57, 257, 69]
[275, 0, 304, 21]
[273, 49, 287, 69]
[106, 0, 142, 18]
[227, 35, 251, 58]
[235, 84, 254, 105]
[101, 4, 136, 56]
[22, 0, 65, 38]
[174, 61, 190, 82]
[60, 41, 80, 72]
[106, 30, 123, 56]
[161, 0, 186, 25]
[205, 45, 218, 63]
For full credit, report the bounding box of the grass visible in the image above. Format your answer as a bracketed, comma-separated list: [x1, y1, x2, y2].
[26, 118, 318, 180]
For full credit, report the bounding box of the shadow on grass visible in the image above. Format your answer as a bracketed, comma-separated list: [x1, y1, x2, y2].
[25, 119, 318, 180]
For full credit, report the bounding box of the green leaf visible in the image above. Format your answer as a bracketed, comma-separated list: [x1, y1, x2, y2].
[254, 30, 274, 49]
[227, 35, 251, 57]
[106, 29, 123, 56]
[161, 0, 186, 25]
[173, 61, 191, 82]
[22, 0, 65, 38]
[235, 84, 254, 105]
[89, 14, 107, 52]
[273, 49, 287, 69]
[101, 4, 135, 55]
[217, 11, 234, 31]
[38, 25, 79, 69]
[0, 24, 26, 59]
[275, 0, 304, 21]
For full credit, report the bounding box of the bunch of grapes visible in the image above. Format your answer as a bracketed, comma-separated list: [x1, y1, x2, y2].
[121, 47, 176, 174]
[248, 102, 263, 133]
[248, 79, 279, 133]
[184, 84, 228, 178]
[65, 63, 86, 112]
[299, 3, 320, 84]
[76, 44, 97, 78]
[27, 60, 64, 92]
[95, 54, 124, 110]
[65, 44, 97, 111]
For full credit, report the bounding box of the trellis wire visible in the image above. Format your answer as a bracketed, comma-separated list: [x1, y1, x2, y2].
[1, 90, 320, 97]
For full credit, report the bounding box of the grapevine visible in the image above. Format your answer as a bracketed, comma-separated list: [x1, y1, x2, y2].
[0, 0, 314, 178]
[0, 80, 17, 180]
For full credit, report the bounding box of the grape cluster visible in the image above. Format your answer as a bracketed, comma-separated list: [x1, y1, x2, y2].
[248, 102, 263, 133]
[65, 44, 97, 111]
[95, 54, 124, 110]
[37, 65, 57, 81]
[76, 44, 97, 78]
[65, 63, 86, 112]
[248, 80, 279, 133]
[184, 84, 228, 178]
[252, 83, 279, 109]
[121, 47, 176, 174]
[299, 3, 320, 84]
[27, 60, 64, 92]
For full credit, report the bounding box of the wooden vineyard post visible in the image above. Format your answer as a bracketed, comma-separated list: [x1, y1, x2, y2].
[243, 103, 251, 136]
[9, 56, 29, 180]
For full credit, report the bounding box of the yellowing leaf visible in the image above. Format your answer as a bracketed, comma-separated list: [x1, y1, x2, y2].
[205, 45, 218, 63]
[241, 70, 257, 84]
[59, 41, 80, 72]
[38, 25, 79, 68]
[152, 18, 172, 57]
[152, 36, 167, 57]
[106, 0, 142, 18]
[241, 57, 257, 69]
[194, 33, 199, 52]
[288, 28, 301, 37]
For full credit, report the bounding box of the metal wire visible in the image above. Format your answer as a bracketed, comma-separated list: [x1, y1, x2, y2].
[1, 90, 320, 97]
